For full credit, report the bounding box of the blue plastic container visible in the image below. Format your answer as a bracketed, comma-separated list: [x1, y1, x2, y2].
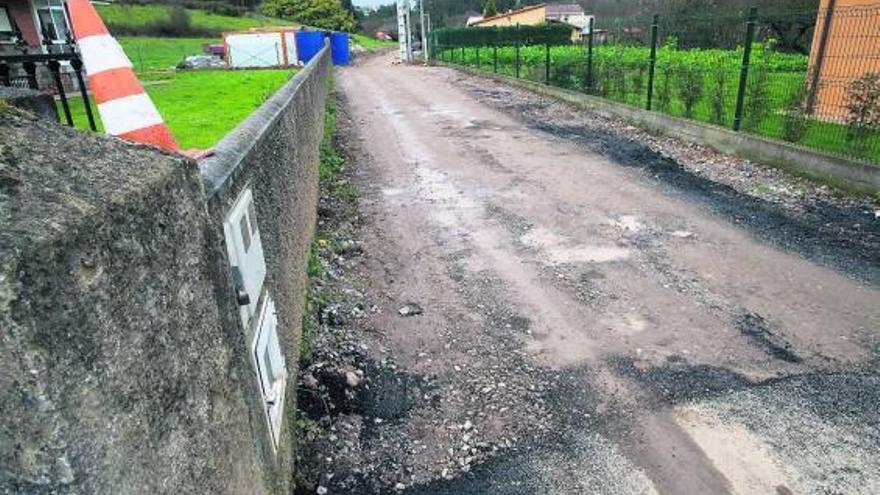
[330, 32, 350, 66]
[296, 31, 324, 64]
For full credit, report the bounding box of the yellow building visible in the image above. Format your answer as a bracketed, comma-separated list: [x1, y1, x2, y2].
[472, 4, 547, 27]
[470, 3, 594, 40]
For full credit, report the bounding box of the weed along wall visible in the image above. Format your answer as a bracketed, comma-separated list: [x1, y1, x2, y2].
[0, 46, 331, 494]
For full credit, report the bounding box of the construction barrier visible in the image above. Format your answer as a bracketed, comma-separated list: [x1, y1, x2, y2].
[66, 0, 178, 151]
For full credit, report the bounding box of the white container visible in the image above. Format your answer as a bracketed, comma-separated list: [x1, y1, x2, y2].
[224, 29, 299, 68]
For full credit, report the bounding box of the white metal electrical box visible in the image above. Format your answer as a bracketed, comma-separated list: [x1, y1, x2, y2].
[252, 296, 287, 450]
[223, 188, 267, 329]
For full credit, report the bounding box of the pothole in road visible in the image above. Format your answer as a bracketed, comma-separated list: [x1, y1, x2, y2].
[297, 355, 431, 424]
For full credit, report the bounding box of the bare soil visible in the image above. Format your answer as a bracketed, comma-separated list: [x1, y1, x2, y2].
[293, 53, 880, 495]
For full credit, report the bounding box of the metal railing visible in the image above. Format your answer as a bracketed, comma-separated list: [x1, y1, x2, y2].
[432, 5, 880, 165]
[1, 39, 97, 131]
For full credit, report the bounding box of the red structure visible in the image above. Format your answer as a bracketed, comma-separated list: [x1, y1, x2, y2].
[1, 0, 72, 54]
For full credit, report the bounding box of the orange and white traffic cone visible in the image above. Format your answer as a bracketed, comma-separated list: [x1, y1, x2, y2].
[66, 0, 179, 152]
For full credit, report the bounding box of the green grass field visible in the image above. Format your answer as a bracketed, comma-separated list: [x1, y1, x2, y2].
[96, 4, 292, 33]
[62, 69, 293, 148]
[440, 44, 880, 163]
[118, 37, 216, 72]
[351, 33, 396, 51]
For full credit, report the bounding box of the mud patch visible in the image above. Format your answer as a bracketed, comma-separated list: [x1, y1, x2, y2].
[736, 312, 802, 363]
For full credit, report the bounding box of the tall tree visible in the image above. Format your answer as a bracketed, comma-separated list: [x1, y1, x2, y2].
[264, 0, 357, 32]
[483, 0, 497, 17]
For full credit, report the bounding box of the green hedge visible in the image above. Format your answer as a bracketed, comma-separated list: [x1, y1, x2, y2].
[434, 23, 573, 47]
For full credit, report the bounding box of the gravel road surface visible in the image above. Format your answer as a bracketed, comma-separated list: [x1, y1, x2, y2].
[294, 53, 880, 495]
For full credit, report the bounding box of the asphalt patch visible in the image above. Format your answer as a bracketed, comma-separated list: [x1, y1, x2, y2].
[527, 121, 880, 286]
[736, 312, 802, 363]
[610, 354, 751, 406]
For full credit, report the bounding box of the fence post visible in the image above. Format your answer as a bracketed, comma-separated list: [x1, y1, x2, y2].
[71, 57, 96, 131]
[515, 26, 521, 79]
[476, 46, 480, 69]
[0, 63, 10, 86]
[47, 60, 73, 127]
[23, 61, 38, 89]
[646, 14, 659, 110]
[586, 17, 594, 93]
[545, 43, 550, 85]
[461, 46, 465, 64]
[733, 7, 758, 131]
[493, 44, 498, 73]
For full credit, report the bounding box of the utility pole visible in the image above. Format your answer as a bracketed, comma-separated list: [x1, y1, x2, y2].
[426, 13, 432, 61]
[419, 0, 427, 63]
[404, 0, 413, 61]
[397, 0, 411, 62]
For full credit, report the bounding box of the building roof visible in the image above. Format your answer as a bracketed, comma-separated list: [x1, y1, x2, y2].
[471, 4, 546, 26]
[545, 3, 585, 16]
[466, 15, 485, 26]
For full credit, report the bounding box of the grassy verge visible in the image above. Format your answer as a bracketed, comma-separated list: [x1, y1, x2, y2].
[301, 83, 352, 362]
[62, 69, 293, 148]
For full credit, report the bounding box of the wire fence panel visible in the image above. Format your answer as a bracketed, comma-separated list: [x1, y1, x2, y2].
[431, 4, 880, 165]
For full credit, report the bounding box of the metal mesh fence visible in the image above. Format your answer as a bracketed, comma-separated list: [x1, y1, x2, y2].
[431, 5, 880, 165]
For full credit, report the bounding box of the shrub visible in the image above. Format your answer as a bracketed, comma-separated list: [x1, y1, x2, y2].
[601, 49, 629, 100]
[594, 60, 610, 96]
[676, 63, 703, 118]
[552, 59, 583, 90]
[845, 72, 880, 148]
[781, 85, 808, 143]
[631, 64, 645, 100]
[744, 42, 772, 131]
[708, 64, 728, 125]
[655, 66, 672, 111]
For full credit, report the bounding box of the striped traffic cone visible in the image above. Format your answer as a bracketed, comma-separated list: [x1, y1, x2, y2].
[66, 0, 179, 151]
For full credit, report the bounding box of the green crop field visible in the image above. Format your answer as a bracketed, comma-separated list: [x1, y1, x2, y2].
[440, 43, 880, 163]
[96, 4, 292, 33]
[62, 69, 294, 149]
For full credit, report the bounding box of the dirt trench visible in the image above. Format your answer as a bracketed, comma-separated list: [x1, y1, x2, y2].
[293, 53, 880, 495]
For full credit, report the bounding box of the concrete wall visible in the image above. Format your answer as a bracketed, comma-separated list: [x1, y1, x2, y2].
[448, 64, 880, 193]
[0, 86, 58, 121]
[200, 44, 331, 491]
[0, 46, 330, 494]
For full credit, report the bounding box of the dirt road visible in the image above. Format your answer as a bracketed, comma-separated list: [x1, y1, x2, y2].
[296, 53, 880, 495]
